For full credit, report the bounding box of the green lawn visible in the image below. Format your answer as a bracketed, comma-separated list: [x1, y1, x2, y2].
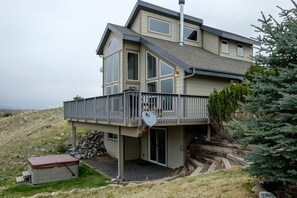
[0, 164, 108, 198]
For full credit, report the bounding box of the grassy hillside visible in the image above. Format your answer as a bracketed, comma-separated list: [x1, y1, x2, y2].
[0, 108, 257, 198]
[0, 108, 89, 189]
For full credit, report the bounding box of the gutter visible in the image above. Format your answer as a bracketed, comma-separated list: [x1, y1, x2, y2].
[184, 68, 196, 79]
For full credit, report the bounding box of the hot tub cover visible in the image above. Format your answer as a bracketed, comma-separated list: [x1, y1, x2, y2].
[28, 154, 79, 169]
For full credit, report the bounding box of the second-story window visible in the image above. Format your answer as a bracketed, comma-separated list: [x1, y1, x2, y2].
[127, 52, 139, 80]
[237, 44, 244, 56]
[221, 40, 229, 53]
[106, 53, 119, 84]
[148, 17, 171, 36]
[147, 53, 158, 79]
[184, 27, 198, 41]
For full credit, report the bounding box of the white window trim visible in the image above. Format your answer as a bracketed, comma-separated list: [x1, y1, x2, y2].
[107, 133, 118, 142]
[146, 52, 158, 80]
[236, 43, 244, 57]
[105, 52, 120, 85]
[148, 17, 171, 36]
[183, 26, 199, 42]
[221, 40, 229, 54]
[146, 80, 158, 92]
[160, 77, 174, 93]
[160, 60, 174, 77]
[127, 51, 140, 81]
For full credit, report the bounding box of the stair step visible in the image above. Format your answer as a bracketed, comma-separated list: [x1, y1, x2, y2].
[22, 170, 31, 178]
[190, 165, 204, 176]
[16, 176, 25, 183]
[208, 161, 218, 172]
[222, 158, 232, 169]
[227, 154, 250, 166]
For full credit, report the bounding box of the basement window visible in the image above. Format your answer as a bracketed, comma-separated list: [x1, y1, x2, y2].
[107, 133, 118, 141]
[221, 40, 229, 53]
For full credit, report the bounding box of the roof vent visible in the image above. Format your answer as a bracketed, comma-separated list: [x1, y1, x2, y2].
[179, 0, 185, 46]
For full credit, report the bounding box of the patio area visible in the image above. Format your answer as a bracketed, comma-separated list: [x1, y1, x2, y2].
[83, 155, 173, 181]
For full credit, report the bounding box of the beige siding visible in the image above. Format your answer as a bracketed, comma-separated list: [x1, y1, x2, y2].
[220, 39, 253, 62]
[139, 45, 146, 92]
[131, 12, 141, 34]
[176, 67, 185, 94]
[203, 31, 219, 55]
[140, 131, 148, 161]
[104, 133, 118, 158]
[123, 41, 141, 90]
[186, 76, 231, 96]
[167, 126, 184, 169]
[124, 137, 140, 160]
[140, 11, 201, 47]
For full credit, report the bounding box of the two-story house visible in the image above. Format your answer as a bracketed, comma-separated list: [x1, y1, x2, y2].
[64, 0, 258, 179]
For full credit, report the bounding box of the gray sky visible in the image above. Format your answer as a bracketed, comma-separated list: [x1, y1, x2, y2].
[0, 0, 293, 109]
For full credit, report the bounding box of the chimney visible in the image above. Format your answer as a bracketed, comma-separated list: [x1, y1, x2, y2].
[179, 0, 185, 46]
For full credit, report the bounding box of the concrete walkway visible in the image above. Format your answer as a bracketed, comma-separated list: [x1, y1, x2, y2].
[83, 155, 172, 181]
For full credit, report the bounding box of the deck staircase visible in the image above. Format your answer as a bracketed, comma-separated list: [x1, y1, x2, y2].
[16, 170, 32, 184]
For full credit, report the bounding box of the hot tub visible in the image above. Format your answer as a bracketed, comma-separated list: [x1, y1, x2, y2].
[28, 154, 79, 184]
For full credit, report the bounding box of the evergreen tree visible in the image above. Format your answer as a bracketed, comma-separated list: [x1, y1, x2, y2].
[226, 1, 297, 184]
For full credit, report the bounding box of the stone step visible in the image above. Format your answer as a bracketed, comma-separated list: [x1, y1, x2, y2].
[22, 170, 31, 178]
[207, 161, 218, 172]
[16, 176, 25, 183]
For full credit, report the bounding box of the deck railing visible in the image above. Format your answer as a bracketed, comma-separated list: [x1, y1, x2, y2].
[64, 91, 209, 127]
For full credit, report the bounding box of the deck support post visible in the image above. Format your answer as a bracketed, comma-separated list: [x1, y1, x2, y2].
[117, 126, 124, 180]
[71, 122, 77, 148]
[206, 124, 211, 141]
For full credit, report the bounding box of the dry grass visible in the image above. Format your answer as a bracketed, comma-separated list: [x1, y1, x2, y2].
[0, 108, 88, 188]
[43, 168, 256, 198]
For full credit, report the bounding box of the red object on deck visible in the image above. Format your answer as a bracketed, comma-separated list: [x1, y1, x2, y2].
[28, 154, 79, 169]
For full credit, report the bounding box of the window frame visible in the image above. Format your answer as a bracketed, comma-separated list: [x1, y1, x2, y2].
[221, 40, 229, 54]
[183, 26, 198, 42]
[146, 80, 158, 93]
[236, 43, 244, 57]
[146, 52, 158, 80]
[148, 17, 171, 36]
[107, 133, 118, 141]
[160, 60, 174, 77]
[160, 77, 174, 94]
[127, 51, 139, 81]
[105, 52, 120, 85]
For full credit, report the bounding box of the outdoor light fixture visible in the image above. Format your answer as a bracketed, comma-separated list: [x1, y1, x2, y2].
[174, 71, 179, 77]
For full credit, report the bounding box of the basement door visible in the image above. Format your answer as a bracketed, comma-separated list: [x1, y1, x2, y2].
[149, 128, 167, 166]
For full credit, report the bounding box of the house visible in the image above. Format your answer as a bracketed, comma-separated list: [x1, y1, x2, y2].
[63, 0, 258, 179]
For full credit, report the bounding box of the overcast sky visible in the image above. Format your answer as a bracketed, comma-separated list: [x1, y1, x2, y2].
[0, 0, 293, 109]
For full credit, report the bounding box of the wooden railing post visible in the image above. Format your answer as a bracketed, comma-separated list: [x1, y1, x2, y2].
[123, 93, 127, 126]
[107, 95, 110, 124]
[177, 94, 181, 124]
[138, 92, 142, 127]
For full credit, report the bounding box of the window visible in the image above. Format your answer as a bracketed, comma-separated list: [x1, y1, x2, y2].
[221, 40, 229, 53]
[106, 84, 119, 95]
[184, 27, 198, 41]
[107, 133, 118, 141]
[147, 81, 157, 92]
[160, 61, 174, 76]
[147, 53, 158, 79]
[149, 17, 170, 35]
[237, 44, 244, 56]
[106, 53, 119, 84]
[127, 52, 139, 80]
[160, 78, 173, 93]
[107, 39, 118, 55]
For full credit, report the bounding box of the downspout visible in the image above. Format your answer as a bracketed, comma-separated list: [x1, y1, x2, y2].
[183, 68, 196, 94]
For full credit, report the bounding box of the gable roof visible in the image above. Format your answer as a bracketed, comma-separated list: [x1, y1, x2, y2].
[97, 24, 251, 80]
[125, 0, 203, 28]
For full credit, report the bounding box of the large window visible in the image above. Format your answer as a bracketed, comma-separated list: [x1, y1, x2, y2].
[237, 44, 244, 56]
[106, 53, 119, 84]
[221, 40, 229, 53]
[147, 81, 157, 92]
[161, 78, 173, 93]
[160, 61, 174, 76]
[184, 27, 198, 41]
[127, 52, 139, 80]
[107, 39, 118, 55]
[149, 17, 171, 35]
[147, 53, 158, 79]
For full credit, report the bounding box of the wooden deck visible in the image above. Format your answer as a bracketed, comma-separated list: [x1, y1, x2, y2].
[64, 91, 209, 127]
